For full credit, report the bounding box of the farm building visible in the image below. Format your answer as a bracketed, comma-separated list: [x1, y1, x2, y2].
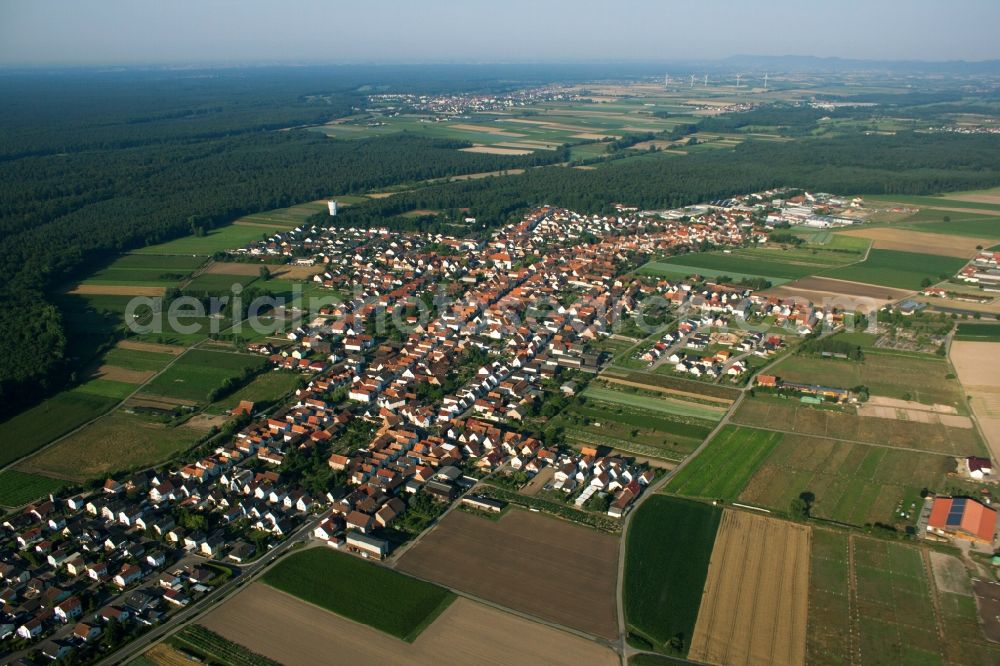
[967, 456, 993, 480]
[755, 374, 778, 388]
[461, 495, 506, 513]
[927, 496, 998, 544]
[345, 532, 388, 559]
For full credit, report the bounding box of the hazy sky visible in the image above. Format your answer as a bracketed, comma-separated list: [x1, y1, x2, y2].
[2, 0, 999, 65]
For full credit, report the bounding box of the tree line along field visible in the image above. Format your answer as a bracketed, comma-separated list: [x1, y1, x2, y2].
[734, 396, 983, 457]
[807, 529, 1000, 666]
[261, 547, 455, 642]
[772, 352, 967, 411]
[624, 496, 722, 656]
[821, 249, 968, 290]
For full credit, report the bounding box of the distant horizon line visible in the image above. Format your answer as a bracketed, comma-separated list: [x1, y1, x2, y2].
[2, 53, 1000, 70]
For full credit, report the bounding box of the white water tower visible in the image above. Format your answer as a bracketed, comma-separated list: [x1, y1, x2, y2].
[327, 200, 338, 216]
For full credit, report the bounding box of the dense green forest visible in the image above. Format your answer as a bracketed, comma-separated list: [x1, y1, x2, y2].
[3, 66, 1000, 422]
[323, 131, 1000, 231]
[0, 68, 569, 418]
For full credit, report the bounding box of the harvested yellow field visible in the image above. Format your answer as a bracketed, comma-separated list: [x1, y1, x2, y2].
[68, 284, 166, 296]
[459, 145, 533, 155]
[950, 341, 1000, 462]
[838, 227, 984, 258]
[689, 510, 811, 666]
[142, 643, 196, 666]
[199, 583, 619, 666]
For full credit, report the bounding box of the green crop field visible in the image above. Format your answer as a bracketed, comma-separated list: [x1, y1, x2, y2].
[806, 529, 853, 664]
[76, 378, 138, 399]
[665, 426, 781, 500]
[103, 347, 175, 372]
[638, 249, 830, 284]
[773, 352, 965, 410]
[130, 315, 217, 346]
[624, 496, 721, 655]
[0, 389, 119, 467]
[582, 385, 725, 421]
[954, 322, 1000, 341]
[735, 430, 954, 526]
[868, 194, 1000, 213]
[0, 470, 66, 508]
[206, 371, 301, 414]
[552, 400, 714, 461]
[17, 411, 202, 482]
[133, 224, 285, 256]
[140, 350, 267, 403]
[821, 249, 967, 289]
[807, 530, 999, 665]
[262, 548, 455, 642]
[182, 273, 259, 294]
[79, 254, 205, 287]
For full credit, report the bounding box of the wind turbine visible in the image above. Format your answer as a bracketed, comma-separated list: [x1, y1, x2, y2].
[703, 74, 708, 87]
[690, 74, 696, 87]
[664, 73, 670, 88]
[735, 73, 742, 90]
[763, 73, 769, 90]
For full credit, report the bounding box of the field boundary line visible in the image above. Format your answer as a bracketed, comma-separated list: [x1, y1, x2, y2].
[921, 548, 948, 647]
[847, 534, 861, 666]
[725, 422, 963, 458]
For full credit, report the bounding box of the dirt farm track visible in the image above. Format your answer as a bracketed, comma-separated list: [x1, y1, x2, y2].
[395, 508, 620, 639]
[198, 583, 619, 666]
[689, 509, 811, 666]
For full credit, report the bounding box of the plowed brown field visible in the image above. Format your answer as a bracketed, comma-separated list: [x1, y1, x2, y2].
[395, 508, 619, 639]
